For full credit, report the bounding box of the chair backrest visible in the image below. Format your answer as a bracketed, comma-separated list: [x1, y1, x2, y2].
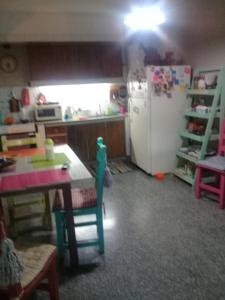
[96, 137, 106, 207]
[1, 133, 39, 152]
[218, 119, 225, 155]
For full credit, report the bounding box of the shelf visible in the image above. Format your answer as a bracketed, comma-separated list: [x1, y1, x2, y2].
[187, 89, 216, 96]
[184, 111, 220, 119]
[174, 168, 194, 185]
[180, 131, 219, 142]
[174, 169, 214, 185]
[210, 134, 219, 140]
[176, 151, 198, 163]
[180, 131, 204, 142]
[175, 66, 224, 186]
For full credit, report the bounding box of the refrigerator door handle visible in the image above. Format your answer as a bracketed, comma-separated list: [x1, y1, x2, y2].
[129, 98, 132, 123]
[133, 106, 140, 114]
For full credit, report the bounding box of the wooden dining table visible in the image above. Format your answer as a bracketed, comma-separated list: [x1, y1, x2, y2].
[0, 144, 94, 267]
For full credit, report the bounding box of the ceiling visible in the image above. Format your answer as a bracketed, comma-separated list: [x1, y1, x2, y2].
[1, 0, 134, 14]
[0, 0, 224, 42]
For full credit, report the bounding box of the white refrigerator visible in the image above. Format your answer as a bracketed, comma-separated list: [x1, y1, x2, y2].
[128, 65, 191, 175]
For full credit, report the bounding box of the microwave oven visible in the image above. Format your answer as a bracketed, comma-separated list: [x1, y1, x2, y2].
[35, 104, 62, 121]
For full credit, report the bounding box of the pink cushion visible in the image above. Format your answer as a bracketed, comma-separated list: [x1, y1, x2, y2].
[53, 188, 97, 210]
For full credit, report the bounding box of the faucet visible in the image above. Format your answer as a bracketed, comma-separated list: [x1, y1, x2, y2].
[99, 104, 102, 115]
[64, 106, 77, 120]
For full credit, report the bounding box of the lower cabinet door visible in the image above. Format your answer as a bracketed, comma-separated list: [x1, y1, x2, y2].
[86, 123, 107, 161]
[67, 120, 126, 161]
[67, 125, 89, 161]
[106, 120, 126, 158]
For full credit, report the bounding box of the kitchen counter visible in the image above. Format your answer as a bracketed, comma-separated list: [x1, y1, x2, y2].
[36, 113, 127, 127]
[0, 113, 130, 159]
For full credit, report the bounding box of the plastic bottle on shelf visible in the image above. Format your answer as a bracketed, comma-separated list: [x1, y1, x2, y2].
[45, 138, 55, 160]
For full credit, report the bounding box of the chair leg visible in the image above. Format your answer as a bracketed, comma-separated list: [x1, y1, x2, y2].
[47, 258, 59, 300]
[102, 201, 106, 217]
[44, 192, 53, 230]
[96, 208, 104, 254]
[195, 167, 202, 199]
[54, 211, 65, 260]
[219, 175, 225, 209]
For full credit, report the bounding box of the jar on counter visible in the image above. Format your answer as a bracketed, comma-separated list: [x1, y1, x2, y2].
[45, 138, 55, 160]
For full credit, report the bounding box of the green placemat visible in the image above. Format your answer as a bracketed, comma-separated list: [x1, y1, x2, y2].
[31, 153, 70, 169]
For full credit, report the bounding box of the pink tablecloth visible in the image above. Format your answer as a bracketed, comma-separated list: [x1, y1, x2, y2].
[0, 169, 71, 192]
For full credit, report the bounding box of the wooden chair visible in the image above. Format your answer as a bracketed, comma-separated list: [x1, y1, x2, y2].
[0, 220, 59, 300]
[1, 133, 39, 152]
[53, 137, 106, 259]
[1, 133, 52, 236]
[195, 118, 225, 208]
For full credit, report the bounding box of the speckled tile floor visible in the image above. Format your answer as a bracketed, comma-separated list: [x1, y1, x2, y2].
[35, 170, 225, 300]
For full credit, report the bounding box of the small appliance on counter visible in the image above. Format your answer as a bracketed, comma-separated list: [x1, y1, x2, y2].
[35, 103, 62, 121]
[64, 106, 76, 120]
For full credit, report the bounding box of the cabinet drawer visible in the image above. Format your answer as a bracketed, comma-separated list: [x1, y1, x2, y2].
[49, 136, 68, 145]
[45, 126, 67, 135]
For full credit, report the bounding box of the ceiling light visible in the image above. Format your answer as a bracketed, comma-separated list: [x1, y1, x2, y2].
[124, 6, 165, 31]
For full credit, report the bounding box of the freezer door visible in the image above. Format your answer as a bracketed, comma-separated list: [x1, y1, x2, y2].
[129, 94, 151, 173]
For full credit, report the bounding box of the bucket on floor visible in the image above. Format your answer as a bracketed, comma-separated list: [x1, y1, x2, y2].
[155, 171, 165, 180]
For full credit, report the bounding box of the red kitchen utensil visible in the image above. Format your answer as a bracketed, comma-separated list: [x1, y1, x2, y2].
[21, 87, 30, 106]
[37, 93, 47, 104]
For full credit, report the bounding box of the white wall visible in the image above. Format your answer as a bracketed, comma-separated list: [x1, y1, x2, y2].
[0, 44, 29, 86]
[0, 87, 37, 123]
[0, 11, 125, 42]
[184, 38, 225, 69]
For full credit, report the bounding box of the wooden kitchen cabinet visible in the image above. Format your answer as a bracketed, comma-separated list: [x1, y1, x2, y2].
[85, 122, 107, 160]
[101, 43, 123, 78]
[67, 124, 89, 161]
[27, 42, 122, 81]
[45, 125, 68, 145]
[67, 120, 125, 161]
[105, 120, 125, 158]
[68, 122, 107, 161]
[78, 43, 103, 79]
[27, 43, 79, 81]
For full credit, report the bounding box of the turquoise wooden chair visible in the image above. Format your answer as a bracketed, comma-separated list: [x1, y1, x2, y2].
[53, 137, 106, 259]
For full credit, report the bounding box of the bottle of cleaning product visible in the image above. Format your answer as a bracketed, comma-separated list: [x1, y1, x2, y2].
[45, 138, 55, 160]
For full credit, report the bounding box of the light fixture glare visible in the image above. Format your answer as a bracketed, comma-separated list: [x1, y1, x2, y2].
[124, 6, 165, 31]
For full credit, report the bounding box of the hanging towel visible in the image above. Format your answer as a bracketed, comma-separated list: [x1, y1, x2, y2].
[21, 88, 30, 106]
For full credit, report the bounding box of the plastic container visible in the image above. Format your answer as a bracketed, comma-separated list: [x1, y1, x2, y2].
[45, 138, 55, 160]
[119, 105, 126, 114]
[155, 171, 165, 180]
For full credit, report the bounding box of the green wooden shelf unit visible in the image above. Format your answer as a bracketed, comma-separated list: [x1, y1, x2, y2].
[174, 66, 225, 185]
